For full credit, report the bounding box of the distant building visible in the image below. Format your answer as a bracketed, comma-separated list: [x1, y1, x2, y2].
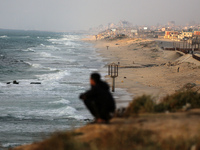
[178, 31, 193, 39]
[164, 31, 179, 39]
[194, 30, 200, 36]
[161, 28, 166, 32]
[111, 29, 116, 32]
[131, 29, 138, 36]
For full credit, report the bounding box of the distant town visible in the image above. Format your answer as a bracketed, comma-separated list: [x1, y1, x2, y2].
[90, 20, 200, 47]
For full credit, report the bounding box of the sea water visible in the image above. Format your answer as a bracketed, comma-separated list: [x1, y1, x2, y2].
[0, 30, 132, 149]
[0, 30, 106, 148]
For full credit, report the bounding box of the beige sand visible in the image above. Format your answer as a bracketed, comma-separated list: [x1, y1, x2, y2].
[84, 36, 200, 106]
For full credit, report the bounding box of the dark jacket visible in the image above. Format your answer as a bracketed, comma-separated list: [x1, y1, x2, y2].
[80, 80, 116, 113]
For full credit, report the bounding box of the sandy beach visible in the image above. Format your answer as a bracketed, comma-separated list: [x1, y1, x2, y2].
[84, 36, 200, 106]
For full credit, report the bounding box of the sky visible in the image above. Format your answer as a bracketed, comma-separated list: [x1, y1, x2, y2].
[0, 0, 200, 31]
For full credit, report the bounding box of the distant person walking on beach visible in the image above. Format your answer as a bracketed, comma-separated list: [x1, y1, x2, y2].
[80, 73, 116, 123]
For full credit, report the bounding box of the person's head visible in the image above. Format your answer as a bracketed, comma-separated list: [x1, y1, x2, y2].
[90, 73, 101, 86]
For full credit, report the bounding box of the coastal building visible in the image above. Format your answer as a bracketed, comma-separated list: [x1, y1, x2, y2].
[164, 31, 179, 39]
[131, 29, 138, 36]
[161, 27, 167, 32]
[178, 31, 193, 40]
[194, 30, 200, 36]
[111, 29, 116, 32]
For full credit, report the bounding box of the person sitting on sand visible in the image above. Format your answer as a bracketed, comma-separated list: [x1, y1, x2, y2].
[79, 73, 116, 123]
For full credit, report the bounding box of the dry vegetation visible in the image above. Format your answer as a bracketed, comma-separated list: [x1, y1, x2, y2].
[125, 90, 200, 115]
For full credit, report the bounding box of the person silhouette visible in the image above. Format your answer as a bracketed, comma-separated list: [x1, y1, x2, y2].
[80, 73, 116, 123]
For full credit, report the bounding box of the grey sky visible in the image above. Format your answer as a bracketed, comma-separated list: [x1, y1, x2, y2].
[0, 0, 200, 31]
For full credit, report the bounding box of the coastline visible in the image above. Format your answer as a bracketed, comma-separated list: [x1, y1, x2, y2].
[13, 35, 200, 150]
[83, 36, 200, 103]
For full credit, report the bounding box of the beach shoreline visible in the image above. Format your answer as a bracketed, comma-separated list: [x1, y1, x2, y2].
[83, 35, 200, 104]
[13, 35, 200, 150]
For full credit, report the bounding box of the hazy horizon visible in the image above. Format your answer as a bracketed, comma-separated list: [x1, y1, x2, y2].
[0, 0, 200, 32]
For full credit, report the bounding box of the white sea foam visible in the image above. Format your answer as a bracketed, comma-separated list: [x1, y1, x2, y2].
[32, 63, 43, 68]
[40, 44, 61, 51]
[39, 52, 60, 59]
[20, 36, 30, 38]
[47, 35, 80, 46]
[2, 143, 21, 148]
[46, 45, 60, 51]
[25, 61, 42, 68]
[0, 35, 8, 38]
[0, 81, 6, 87]
[19, 106, 79, 119]
[21, 48, 35, 52]
[69, 114, 86, 120]
[50, 98, 70, 105]
[56, 106, 77, 116]
[53, 106, 86, 120]
[64, 41, 77, 46]
[40, 52, 52, 57]
[62, 34, 80, 40]
[24, 61, 59, 72]
[46, 67, 59, 71]
[89, 68, 98, 71]
[36, 70, 70, 81]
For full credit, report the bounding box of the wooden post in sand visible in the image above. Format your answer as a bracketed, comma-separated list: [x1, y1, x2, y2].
[95, 35, 98, 41]
[108, 63, 118, 92]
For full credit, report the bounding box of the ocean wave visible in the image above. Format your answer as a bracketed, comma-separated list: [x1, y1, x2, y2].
[0, 107, 86, 123]
[0, 114, 35, 121]
[49, 98, 70, 105]
[55, 106, 77, 116]
[0, 81, 6, 86]
[21, 48, 35, 52]
[62, 34, 80, 40]
[19, 36, 30, 38]
[36, 70, 70, 81]
[15, 106, 81, 119]
[47, 36, 78, 46]
[0, 32, 99, 147]
[0, 35, 9, 38]
[49, 106, 86, 120]
[2, 142, 21, 148]
[40, 44, 61, 51]
[24, 61, 59, 72]
[24, 61, 42, 68]
[39, 52, 60, 59]
[89, 68, 98, 71]
[69, 114, 86, 120]
[40, 52, 52, 57]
